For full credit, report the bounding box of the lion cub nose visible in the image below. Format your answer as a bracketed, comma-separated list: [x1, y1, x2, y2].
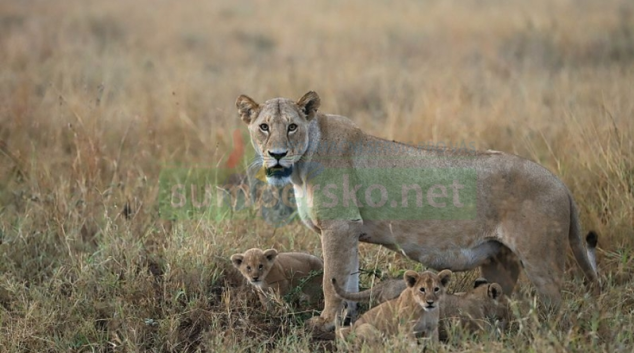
[426, 300, 435, 305]
[268, 151, 288, 161]
[252, 276, 259, 281]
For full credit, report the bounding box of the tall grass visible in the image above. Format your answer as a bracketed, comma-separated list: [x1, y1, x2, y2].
[0, 0, 633, 351]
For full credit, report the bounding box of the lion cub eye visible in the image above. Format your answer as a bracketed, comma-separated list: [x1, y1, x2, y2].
[434, 287, 440, 293]
[259, 124, 269, 132]
[419, 288, 426, 293]
[246, 266, 251, 272]
[258, 264, 263, 270]
[288, 123, 297, 132]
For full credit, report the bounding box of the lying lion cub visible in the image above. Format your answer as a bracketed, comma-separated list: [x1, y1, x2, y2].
[334, 276, 511, 339]
[439, 279, 511, 340]
[230, 248, 323, 306]
[333, 270, 451, 344]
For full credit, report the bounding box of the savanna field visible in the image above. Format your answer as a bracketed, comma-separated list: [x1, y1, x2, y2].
[1, 0, 634, 351]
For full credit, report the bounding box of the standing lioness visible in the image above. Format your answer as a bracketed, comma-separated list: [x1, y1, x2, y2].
[235, 91, 599, 329]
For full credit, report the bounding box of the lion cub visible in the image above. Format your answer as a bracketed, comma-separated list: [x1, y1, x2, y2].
[230, 248, 323, 306]
[439, 279, 511, 340]
[333, 270, 451, 344]
[334, 276, 511, 339]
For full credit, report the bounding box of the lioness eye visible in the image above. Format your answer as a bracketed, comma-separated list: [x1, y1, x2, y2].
[259, 124, 269, 132]
[288, 123, 297, 132]
[419, 288, 425, 293]
[434, 287, 440, 293]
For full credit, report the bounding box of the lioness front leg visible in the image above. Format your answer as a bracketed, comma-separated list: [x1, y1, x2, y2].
[309, 222, 361, 330]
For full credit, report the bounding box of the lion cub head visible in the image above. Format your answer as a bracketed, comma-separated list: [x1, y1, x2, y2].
[471, 279, 511, 327]
[235, 91, 320, 186]
[230, 248, 278, 287]
[404, 269, 452, 312]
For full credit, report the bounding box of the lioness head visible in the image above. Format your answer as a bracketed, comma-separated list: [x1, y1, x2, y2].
[472, 279, 511, 328]
[230, 248, 278, 286]
[404, 269, 452, 312]
[235, 91, 320, 186]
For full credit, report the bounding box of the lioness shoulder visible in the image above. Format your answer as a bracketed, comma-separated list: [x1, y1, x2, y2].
[230, 248, 323, 306]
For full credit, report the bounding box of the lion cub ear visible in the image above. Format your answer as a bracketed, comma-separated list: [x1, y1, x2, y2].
[474, 278, 489, 288]
[235, 94, 261, 125]
[403, 270, 419, 288]
[230, 254, 244, 268]
[296, 91, 321, 121]
[488, 283, 503, 300]
[437, 270, 452, 287]
[263, 249, 278, 262]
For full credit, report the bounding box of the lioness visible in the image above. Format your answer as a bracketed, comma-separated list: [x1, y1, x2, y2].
[235, 91, 599, 328]
[334, 270, 451, 344]
[333, 276, 511, 339]
[230, 248, 323, 306]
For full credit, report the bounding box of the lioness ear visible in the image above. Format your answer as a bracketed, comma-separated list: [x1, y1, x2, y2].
[488, 283, 503, 300]
[235, 94, 261, 125]
[296, 91, 321, 121]
[230, 254, 244, 268]
[438, 270, 452, 287]
[404, 270, 419, 288]
[474, 278, 489, 288]
[263, 249, 278, 262]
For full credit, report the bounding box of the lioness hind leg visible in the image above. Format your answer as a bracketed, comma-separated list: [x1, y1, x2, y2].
[498, 203, 567, 311]
[480, 245, 521, 295]
[514, 233, 565, 311]
[520, 258, 563, 311]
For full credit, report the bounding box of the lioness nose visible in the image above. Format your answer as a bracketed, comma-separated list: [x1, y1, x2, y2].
[268, 151, 288, 161]
[426, 300, 434, 305]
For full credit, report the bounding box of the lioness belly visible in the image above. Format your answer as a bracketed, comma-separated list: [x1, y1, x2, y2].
[359, 221, 501, 271]
[409, 241, 502, 271]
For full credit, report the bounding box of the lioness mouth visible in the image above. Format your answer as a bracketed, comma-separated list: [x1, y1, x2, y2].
[265, 165, 293, 178]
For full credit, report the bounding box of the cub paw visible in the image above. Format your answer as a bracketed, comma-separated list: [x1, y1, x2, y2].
[306, 316, 336, 334]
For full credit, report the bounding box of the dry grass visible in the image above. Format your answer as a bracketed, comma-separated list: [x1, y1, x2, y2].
[0, 0, 633, 351]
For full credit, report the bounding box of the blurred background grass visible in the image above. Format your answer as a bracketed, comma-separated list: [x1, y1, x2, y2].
[0, 0, 633, 351]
